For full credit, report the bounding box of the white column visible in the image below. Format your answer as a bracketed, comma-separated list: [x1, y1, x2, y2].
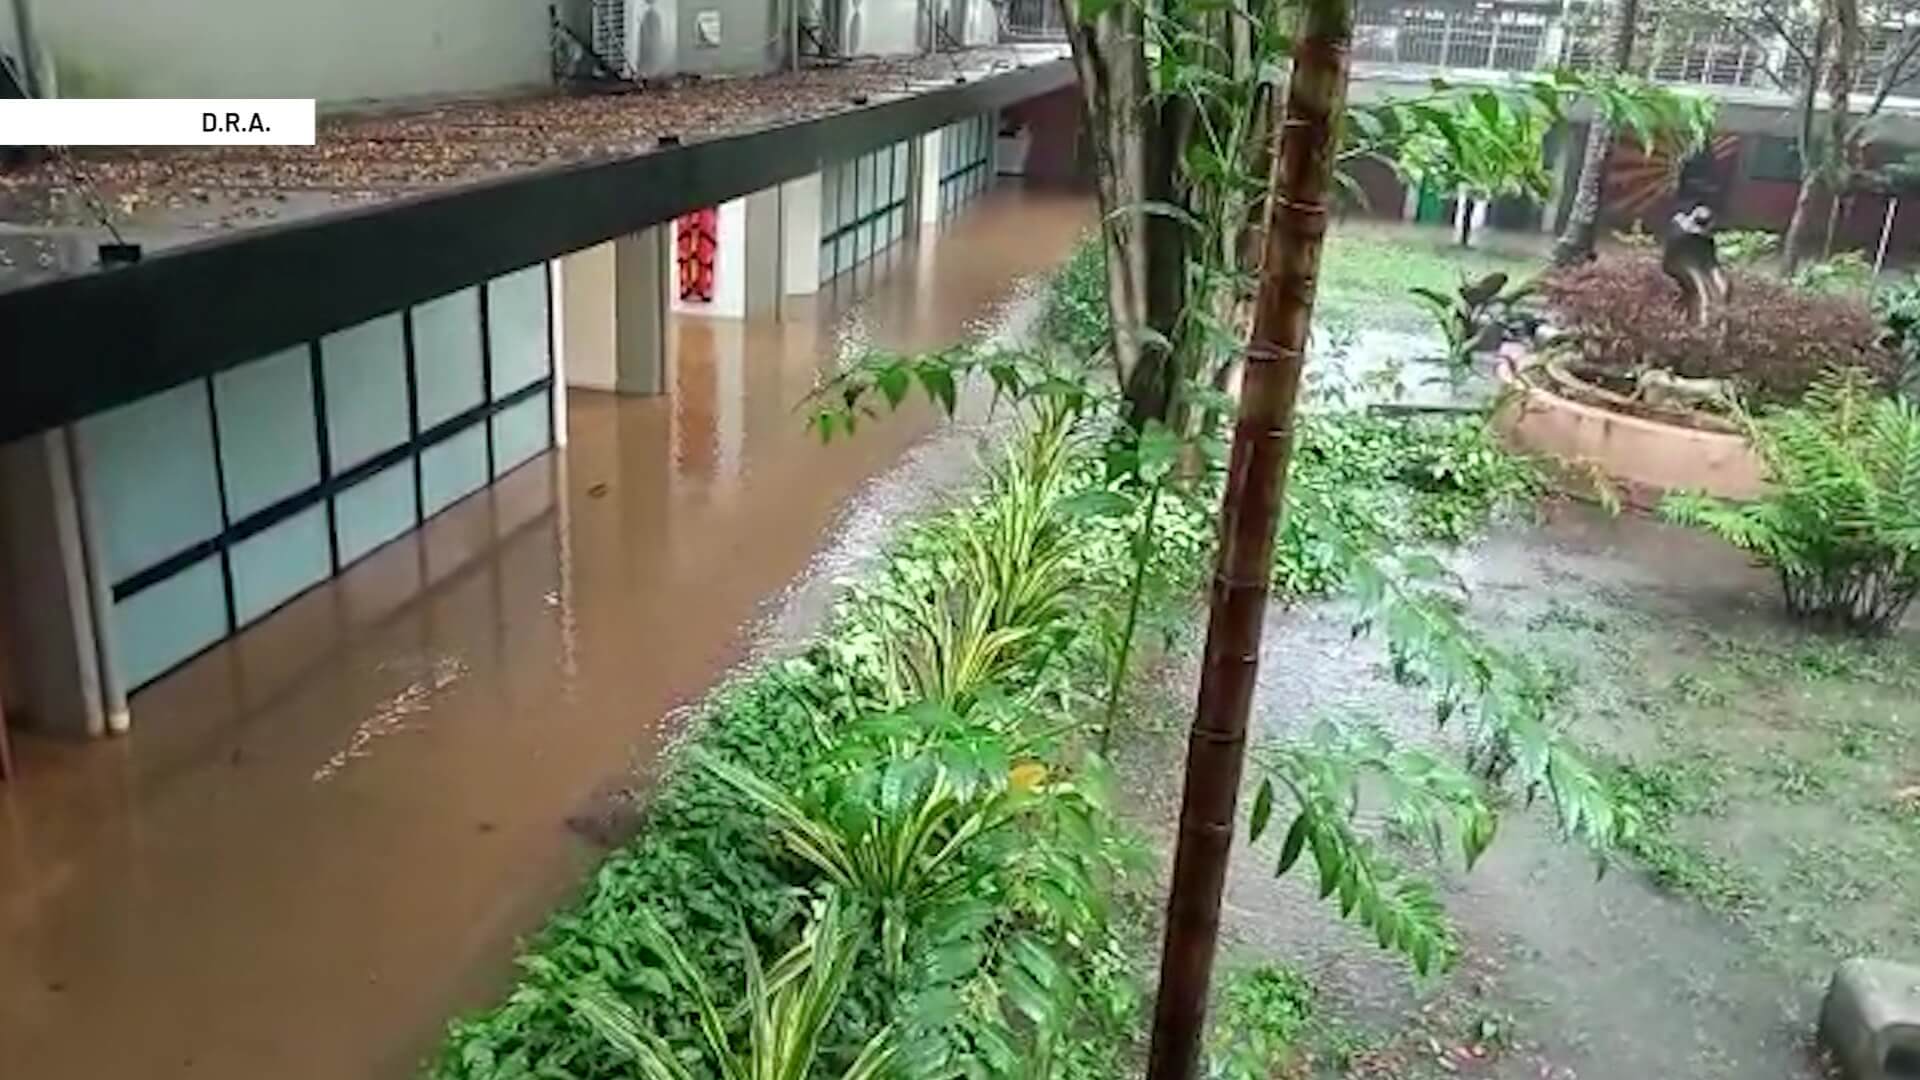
[547, 258, 570, 446]
[743, 185, 783, 319]
[615, 227, 670, 392]
[781, 173, 823, 296]
[921, 128, 944, 224]
[554, 229, 670, 396]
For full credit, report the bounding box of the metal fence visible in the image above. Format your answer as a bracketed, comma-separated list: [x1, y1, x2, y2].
[1003, 0, 1067, 40]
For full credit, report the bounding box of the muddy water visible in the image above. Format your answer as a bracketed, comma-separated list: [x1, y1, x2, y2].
[0, 188, 1089, 1080]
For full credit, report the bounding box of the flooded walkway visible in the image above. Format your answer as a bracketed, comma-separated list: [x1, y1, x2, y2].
[0, 187, 1089, 1080]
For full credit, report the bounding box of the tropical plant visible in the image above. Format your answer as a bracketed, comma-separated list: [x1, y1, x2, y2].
[1204, 963, 1318, 1080]
[1392, 91, 1553, 248]
[1663, 367, 1920, 633]
[1791, 250, 1875, 295]
[1872, 274, 1920, 398]
[571, 892, 896, 1080]
[1717, 229, 1782, 266]
[697, 713, 1028, 982]
[1408, 271, 1536, 377]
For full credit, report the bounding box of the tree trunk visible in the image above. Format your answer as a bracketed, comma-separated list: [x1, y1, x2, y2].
[1783, 173, 1819, 274]
[1823, 0, 1860, 263]
[1058, 0, 1150, 389]
[1143, 0, 1353, 1077]
[1782, 17, 1831, 275]
[1128, 96, 1193, 427]
[1551, 0, 1639, 266]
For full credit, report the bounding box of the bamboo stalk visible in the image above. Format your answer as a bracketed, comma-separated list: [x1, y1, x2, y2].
[1143, 1, 1354, 1077]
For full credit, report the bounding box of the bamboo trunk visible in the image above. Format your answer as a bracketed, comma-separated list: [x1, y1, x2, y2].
[1144, 1, 1353, 1077]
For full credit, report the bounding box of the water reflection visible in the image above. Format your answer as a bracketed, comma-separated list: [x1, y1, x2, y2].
[0, 186, 1090, 1080]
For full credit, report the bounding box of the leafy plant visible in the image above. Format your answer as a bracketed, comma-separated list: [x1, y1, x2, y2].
[1248, 720, 1495, 975]
[1542, 254, 1898, 405]
[696, 710, 1031, 983]
[1274, 410, 1541, 597]
[1872, 274, 1920, 400]
[1663, 368, 1920, 634]
[1791, 251, 1875, 296]
[571, 892, 896, 1080]
[1716, 229, 1781, 266]
[1204, 964, 1317, 1080]
[1407, 272, 1536, 377]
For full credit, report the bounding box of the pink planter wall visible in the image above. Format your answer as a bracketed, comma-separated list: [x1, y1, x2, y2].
[1494, 361, 1767, 509]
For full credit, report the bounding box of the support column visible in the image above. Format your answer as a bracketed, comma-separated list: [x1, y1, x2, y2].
[743, 185, 783, 319]
[0, 431, 112, 739]
[921, 127, 944, 224]
[614, 227, 669, 393]
[555, 229, 669, 397]
[782, 173, 823, 296]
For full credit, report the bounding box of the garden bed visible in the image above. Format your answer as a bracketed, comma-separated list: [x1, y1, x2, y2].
[1492, 348, 1766, 508]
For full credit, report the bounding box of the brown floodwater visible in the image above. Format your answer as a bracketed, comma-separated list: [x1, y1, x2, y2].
[0, 187, 1089, 1080]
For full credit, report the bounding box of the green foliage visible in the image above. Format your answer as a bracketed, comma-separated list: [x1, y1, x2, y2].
[1274, 410, 1542, 597]
[1388, 88, 1556, 209]
[1716, 229, 1781, 266]
[1407, 272, 1536, 377]
[1205, 964, 1317, 1080]
[433, 399, 1153, 1080]
[571, 892, 896, 1080]
[1345, 552, 1634, 858]
[1250, 721, 1495, 975]
[1871, 274, 1920, 399]
[1599, 759, 1753, 912]
[1042, 237, 1112, 363]
[1346, 74, 1712, 241]
[1661, 368, 1920, 633]
[1790, 251, 1875, 296]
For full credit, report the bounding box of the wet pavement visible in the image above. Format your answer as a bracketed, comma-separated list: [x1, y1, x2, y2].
[1125, 503, 1875, 1078]
[0, 187, 1089, 1080]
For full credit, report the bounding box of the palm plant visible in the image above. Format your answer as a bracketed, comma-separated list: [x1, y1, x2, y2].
[864, 401, 1085, 708]
[1663, 368, 1920, 633]
[698, 732, 1025, 982]
[571, 893, 895, 1080]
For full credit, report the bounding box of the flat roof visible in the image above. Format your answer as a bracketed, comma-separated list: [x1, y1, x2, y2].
[0, 46, 1068, 288]
[0, 48, 1076, 444]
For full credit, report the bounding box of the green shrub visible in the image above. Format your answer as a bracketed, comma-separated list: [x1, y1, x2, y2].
[1274, 410, 1541, 597]
[1041, 239, 1110, 362]
[432, 406, 1149, 1080]
[1663, 368, 1920, 634]
[1791, 251, 1875, 296]
[1872, 275, 1920, 400]
[1206, 964, 1317, 1080]
[1716, 229, 1780, 266]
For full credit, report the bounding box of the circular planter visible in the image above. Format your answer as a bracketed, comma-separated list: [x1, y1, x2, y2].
[1491, 346, 1766, 508]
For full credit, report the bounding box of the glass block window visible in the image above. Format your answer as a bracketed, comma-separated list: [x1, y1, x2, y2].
[938, 113, 994, 220]
[80, 265, 555, 690]
[819, 139, 913, 284]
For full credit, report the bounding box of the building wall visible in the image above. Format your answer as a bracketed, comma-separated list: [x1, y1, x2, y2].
[74, 265, 555, 692]
[35, 0, 550, 103]
[670, 0, 785, 75]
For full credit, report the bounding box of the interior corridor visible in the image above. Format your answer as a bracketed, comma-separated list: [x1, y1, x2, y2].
[0, 187, 1090, 1080]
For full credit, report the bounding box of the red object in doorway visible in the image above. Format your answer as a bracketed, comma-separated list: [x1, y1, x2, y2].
[677, 208, 718, 303]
